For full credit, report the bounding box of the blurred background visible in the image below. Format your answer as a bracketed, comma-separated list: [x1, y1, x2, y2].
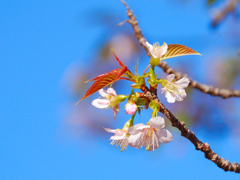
[1, 0, 240, 179]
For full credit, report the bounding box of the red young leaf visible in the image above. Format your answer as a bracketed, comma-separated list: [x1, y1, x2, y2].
[120, 77, 136, 82]
[111, 50, 125, 69]
[160, 44, 202, 61]
[85, 69, 122, 83]
[77, 51, 136, 103]
[78, 68, 128, 103]
[111, 50, 135, 78]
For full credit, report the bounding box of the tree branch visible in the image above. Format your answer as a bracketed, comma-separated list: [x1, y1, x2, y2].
[118, 0, 149, 54]
[212, 0, 239, 27]
[120, 0, 240, 99]
[158, 61, 240, 98]
[141, 86, 240, 173]
[120, 0, 240, 173]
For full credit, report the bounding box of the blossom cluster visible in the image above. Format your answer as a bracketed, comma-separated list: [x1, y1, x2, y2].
[92, 83, 186, 151]
[104, 116, 172, 152]
[79, 41, 199, 152]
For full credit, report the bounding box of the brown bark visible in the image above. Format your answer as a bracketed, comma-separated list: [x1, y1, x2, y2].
[120, 0, 240, 173]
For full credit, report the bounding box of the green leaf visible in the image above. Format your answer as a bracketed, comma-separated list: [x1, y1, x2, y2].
[138, 107, 141, 115]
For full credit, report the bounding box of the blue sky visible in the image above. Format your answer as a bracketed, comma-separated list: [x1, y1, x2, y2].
[1, 0, 240, 179]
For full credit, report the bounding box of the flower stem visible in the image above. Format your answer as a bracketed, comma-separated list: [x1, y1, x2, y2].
[143, 64, 151, 74]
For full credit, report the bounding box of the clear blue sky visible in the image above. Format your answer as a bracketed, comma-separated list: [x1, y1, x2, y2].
[1, 0, 240, 179]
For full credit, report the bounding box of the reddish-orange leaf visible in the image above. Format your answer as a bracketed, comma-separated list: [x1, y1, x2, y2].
[111, 50, 125, 69]
[120, 77, 136, 82]
[160, 44, 202, 61]
[114, 66, 128, 81]
[77, 51, 137, 103]
[77, 68, 128, 103]
[85, 69, 122, 83]
[111, 50, 135, 78]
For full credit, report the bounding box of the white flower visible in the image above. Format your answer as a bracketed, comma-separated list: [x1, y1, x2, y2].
[161, 74, 190, 103]
[144, 41, 168, 59]
[104, 127, 129, 152]
[128, 116, 173, 151]
[92, 88, 120, 119]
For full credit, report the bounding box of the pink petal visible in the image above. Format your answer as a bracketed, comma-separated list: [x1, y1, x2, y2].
[145, 42, 158, 58]
[149, 116, 165, 129]
[104, 128, 127, 141]
[169, 88, 186, 102]
[136, 124, 150, 131]
[112, 104, 120, 120]
[111, 134, 126, 140]
[160, 43, 168, 57]
[144, 41, 154, 53]
[171, 91, 185, 102]
[156, 49, 163, 58]
[107, 87, 117, 96]
[92, 99, 110, 108]
[165, 91, 176, 103]
[99, 88, 109, 97]
[156, 129, 173, 143]
[175, 89, 187, 101]
[156, 43, 168, 58]
[161, 87, 167, 93]
[128, 124, 145, 135]
[125, 103, 137, 115]
[166, 74, 175, 82]
[179, 88, 187, 97]
[103, 127, 119, 134]
[128, 133, 142, 149]
[175, 77, 190, 88]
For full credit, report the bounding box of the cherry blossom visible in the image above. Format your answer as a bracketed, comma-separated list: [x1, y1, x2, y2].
[161, 74, 190, 103]
[104, 127, 129, 152]
[144, 41, 168, 59]
[92, 88, 120, 119]
[128, 116, 173, 151]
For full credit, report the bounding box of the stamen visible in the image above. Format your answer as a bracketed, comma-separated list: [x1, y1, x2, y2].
[119, 139, 124, 148]
[153, 42, 160, 48]
[166, 83, 184, 94]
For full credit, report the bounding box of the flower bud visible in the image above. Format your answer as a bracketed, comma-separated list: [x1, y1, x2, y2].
[125, 100, 138, 115]
[131, 76, 146, 89]
[110, 95, 128, 107]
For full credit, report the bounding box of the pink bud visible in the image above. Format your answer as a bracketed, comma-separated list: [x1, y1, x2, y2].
[125, 101, 137, 115]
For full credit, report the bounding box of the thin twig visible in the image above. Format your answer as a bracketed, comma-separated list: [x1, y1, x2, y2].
[119, 0, 149, 54]
[120, 0, 240, 173]
[120, 0, 240, 99]
[158, 61, 240, 98]
[212, 0, 239, 27]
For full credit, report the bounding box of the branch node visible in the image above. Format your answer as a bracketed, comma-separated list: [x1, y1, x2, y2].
[118, 20, 129, 26]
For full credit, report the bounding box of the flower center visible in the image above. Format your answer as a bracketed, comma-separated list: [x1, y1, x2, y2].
[153, 42, 160, 48]
[166, 82, 182, 94]
[146, 128, 158, 150]
[136, 127, 160, 151]
[166, 82, 177, 90]
[152, 42, 161, 55]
